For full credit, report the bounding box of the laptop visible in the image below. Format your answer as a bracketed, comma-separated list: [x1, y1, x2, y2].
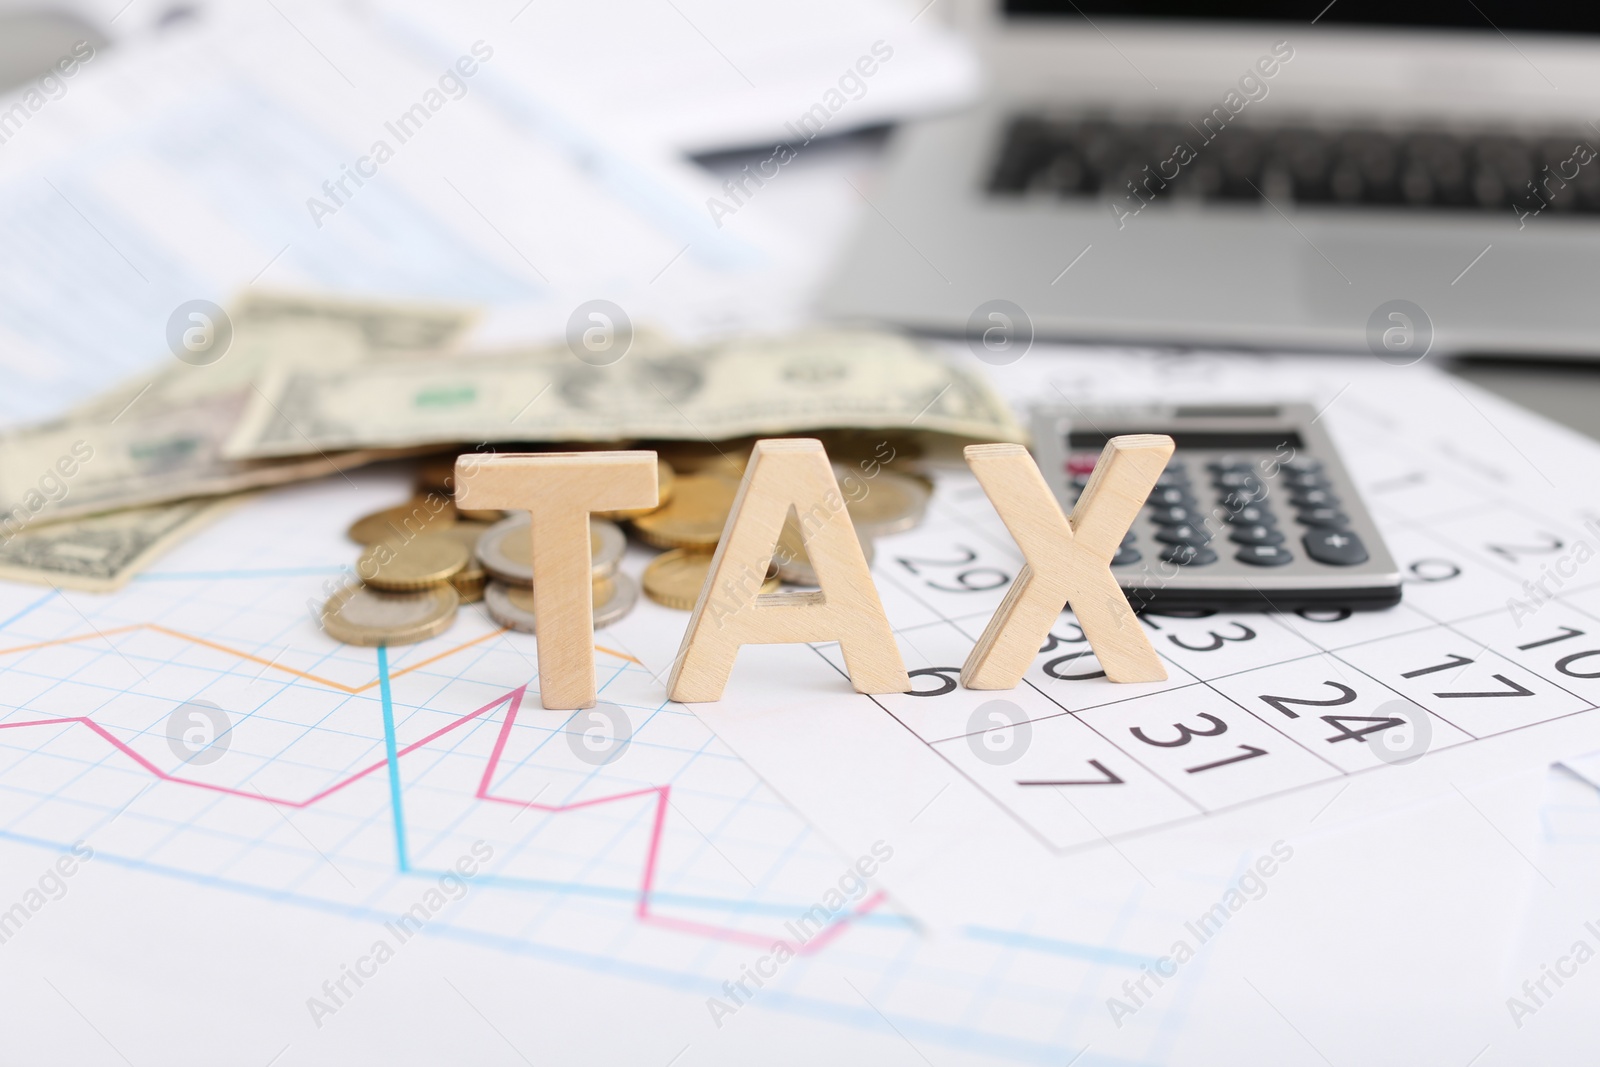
[818, 2, 1600, 358]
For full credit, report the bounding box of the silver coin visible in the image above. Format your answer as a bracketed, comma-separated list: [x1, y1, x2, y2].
[484, 581, 538, 632]
[477, 515, 626, 587]
[836, 467, 931, 539]
[590, 519, 626, 576]
[777, 530, 875, 587]
[484, 573, 640, 633]
[592, 571, 639, 628]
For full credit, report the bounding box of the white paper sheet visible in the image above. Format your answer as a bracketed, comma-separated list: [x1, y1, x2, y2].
[0, 2, 808, 424]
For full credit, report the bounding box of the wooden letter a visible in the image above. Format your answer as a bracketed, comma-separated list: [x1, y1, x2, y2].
[962, 436, 1172, 688]
[667, 439, 910, 702]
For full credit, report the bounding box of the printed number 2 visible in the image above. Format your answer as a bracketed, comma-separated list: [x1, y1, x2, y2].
[895, 546, 1010, 593]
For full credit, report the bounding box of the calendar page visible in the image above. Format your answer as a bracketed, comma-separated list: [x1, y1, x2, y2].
[616, 347, 1600, 922]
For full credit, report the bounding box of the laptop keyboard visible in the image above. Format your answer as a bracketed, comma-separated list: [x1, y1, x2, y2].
[988, 114, 1600, 215]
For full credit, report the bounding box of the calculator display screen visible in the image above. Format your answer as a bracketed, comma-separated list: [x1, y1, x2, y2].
[1067, 430, 1304, 450]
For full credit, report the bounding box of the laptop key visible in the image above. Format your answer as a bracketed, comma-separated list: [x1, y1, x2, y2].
[988, 115, 1600, 216]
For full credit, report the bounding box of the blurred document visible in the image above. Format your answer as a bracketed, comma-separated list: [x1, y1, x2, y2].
[361, 0, 977, 154]
[0, 3, 799, 424]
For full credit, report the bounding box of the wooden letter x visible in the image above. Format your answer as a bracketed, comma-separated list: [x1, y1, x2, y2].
[667, 439, 910, 702]
[962, 435, 1174, 688]
[455, 451, 658, 710]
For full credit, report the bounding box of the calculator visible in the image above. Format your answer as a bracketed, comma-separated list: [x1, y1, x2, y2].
[1032, 403, 1402, 613]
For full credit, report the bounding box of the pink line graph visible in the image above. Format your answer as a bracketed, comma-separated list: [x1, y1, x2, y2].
[0, 686, 883, 952]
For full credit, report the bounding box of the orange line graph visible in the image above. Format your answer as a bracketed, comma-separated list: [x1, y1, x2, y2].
[0, 623, 642, 694]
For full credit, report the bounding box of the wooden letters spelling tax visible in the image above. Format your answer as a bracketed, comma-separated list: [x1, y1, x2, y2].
[460, 435, 1170, 706]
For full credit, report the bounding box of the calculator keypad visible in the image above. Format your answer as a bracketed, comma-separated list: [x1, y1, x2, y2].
[1067, 450, 1375, 573]
[1036, 405, 1401, 610]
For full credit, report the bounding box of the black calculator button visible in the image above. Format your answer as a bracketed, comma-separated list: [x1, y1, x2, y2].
[1229, 524, 1285, 546]
[1147, 486, 1197, 507]
[1161, 543, 1217, 567]
[1284, 472, 1332, 491]
[1112, 544, 1142, 567]
[1226, 505, 1277, 526]
[1236, 543, 1294, 567]
[1282, 457, 1324, 476]
[1071, 473, 1092, 490]
[1148, 505, 1197, 525]
[1296, 507, 1350, 528]
[1207, 456, 1254, 474]
[1290, 488, 1341, 509]
[1302, 529, 1369, 566]
[1214, 470, 1264, 491]
[1121, 530, 1136, 547]
[1155, 467, 1190, 489]
[1221, 487, 1268, 511]
[1155, 524, 1210, 546]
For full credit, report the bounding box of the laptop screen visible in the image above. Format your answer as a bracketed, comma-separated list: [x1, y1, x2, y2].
[1002, 2, 1600, 34]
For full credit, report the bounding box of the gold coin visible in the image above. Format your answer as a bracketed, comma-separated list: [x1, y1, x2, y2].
[595, 459, 676, 520]
[436, 522, 494, 552]
[321, 584, 459, 646]
[436, 524, 491, 603]
[359, 533, 469, 591]
[841, 469, 930, 539]
[655, 441, 752, 479]
[629, 474, 739, 549]
[643, 548, 778, 611]
[450, 570, 487, 603]
[348, 498, 457, 545]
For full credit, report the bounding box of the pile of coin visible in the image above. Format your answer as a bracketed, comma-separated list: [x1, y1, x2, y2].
[321, 491, 487, 646]
[319, 444, 932, 646]
[634, 449, 930, 612]
[476, 513, 634, 633]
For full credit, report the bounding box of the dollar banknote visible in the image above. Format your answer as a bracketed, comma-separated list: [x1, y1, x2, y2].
[0, 293, 476, 524]
[223, 331, 1025, 458]
[0, 498, 238, 592]
[73, 290, 479, 420]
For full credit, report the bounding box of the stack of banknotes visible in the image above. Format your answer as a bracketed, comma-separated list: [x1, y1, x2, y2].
[0, 293, 1023, 590]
